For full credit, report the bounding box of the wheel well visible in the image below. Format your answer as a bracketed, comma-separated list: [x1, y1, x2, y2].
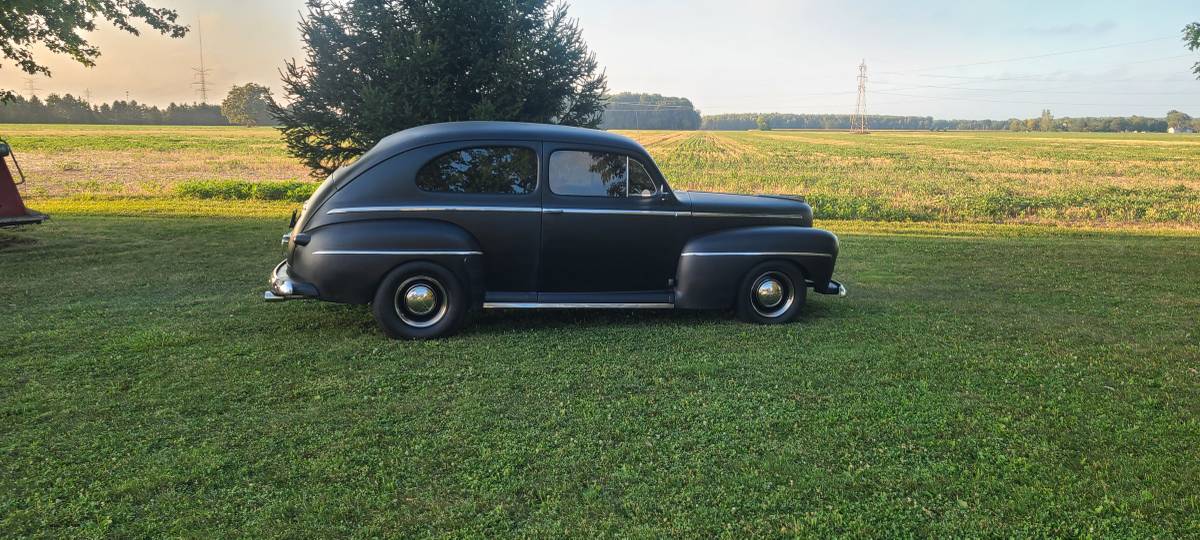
[760, 259, 808, 282]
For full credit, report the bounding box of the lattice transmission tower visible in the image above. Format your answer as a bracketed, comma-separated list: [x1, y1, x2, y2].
[23, 77, 40, 98]
[192, 22, 213, 104]
[851, 60, 868, 134]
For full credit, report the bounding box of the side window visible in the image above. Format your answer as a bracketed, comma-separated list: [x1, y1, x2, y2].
[416, 146, 537, 194]
[549, 150, 658, 197]
[628, 159, 656, 197]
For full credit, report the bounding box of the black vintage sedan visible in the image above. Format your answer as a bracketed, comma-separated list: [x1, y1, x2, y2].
[267, 121, 845, 339]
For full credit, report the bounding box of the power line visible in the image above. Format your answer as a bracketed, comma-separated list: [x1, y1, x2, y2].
[747, 49, 1200, 112]
[610, 38, 1196, 116]
[881, 60, 1195, 84]
[880, 54, 1196, 84]
[873, 81, 1198, 96]
[874, 90, 1199, 108]
[891, 36, 1177, 73]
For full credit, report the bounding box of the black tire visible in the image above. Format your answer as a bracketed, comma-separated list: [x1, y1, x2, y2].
[735, 261, 806, 324]
[372, 261, 468, 339]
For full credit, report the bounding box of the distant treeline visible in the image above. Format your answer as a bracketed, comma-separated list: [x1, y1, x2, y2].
[702, 113, 962, 131]
[600, 93, 701, 130]
[599, 95, 1195, 132]
[3, 92, 1193, 133]
[700, 113, 1187, 132]
[0, 94, 228, 125]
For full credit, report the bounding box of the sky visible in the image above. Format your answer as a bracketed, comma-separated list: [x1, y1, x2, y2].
[2, 0, 1198, 120]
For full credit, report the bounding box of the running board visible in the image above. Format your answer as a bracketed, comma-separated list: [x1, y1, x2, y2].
[483, 302, 674, 309]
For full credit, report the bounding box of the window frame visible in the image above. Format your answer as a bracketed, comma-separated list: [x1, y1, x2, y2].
[624, 155, 658, 198]
[547, 149, 660, 199]
[414, 144, 540, 195]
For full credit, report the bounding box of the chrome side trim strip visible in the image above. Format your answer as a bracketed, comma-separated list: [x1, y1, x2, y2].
[327, 205, 541, 215]
[483, 302, 674, 309]
[311, 250, 482, 256]
[681, 251, 833, 258]
[544, 208, 683, 217]
[327, 206, 806, 220]
[692, 212, 807, 219]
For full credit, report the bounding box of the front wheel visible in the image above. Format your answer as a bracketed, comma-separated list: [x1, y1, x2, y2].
[372, 262, 468, 339]
[735, 261, 806, 324]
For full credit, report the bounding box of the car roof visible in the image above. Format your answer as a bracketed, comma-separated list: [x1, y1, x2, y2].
[328, 121, 653, 189]
[370, 121, 644, 157]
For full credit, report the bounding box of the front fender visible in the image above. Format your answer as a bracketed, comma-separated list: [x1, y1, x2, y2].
[290, 218, 485, 304]
[674, 226, 839, 310]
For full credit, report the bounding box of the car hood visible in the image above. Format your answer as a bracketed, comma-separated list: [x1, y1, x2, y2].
[679, 191, 813, 224]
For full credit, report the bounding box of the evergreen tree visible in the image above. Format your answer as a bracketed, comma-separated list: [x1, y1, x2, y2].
[275, 0, 608, 174]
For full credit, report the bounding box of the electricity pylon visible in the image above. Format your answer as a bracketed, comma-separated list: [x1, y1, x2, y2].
[852, 60, 868, 134]
[192, 22, 213, 104]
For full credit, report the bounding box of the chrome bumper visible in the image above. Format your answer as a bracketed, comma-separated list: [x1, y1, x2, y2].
[264, 260, 316, 301]
[815, 279, 848, 297]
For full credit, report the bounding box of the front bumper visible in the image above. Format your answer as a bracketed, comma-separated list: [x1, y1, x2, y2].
[264, 260, 318, 301]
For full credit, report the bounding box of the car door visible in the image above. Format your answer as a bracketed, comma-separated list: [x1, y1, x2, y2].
[538, 143, 689, 294]
[379, 141, 543, 293]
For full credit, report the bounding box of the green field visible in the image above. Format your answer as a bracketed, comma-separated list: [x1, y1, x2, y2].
[4, 124, 1200, 227]
[2, 124, 1200, 536]
[622, 129, 1200, 226]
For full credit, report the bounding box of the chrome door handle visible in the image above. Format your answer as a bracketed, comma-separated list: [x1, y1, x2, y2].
[543, 209, 563, 214]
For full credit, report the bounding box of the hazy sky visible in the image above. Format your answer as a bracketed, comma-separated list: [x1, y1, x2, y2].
[2, 0, 1198, 119]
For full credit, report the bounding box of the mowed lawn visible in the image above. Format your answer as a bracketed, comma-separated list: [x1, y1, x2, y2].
[3, 124, 1199, 535]
[2, 209, 1198, 537]
[4, 124, 1200, 227]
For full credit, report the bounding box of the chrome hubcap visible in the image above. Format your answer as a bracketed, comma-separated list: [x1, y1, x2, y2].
[404, 284, 437, 315]
[755, 278, 784, 308]
[394, 276, 447, 328]
[751, 271, 795, 318]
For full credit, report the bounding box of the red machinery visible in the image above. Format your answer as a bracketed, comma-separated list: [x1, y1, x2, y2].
[0, 138, 48, 228]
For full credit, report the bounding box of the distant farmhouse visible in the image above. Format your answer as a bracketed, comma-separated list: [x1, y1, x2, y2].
[1168, 126, 1194, 134]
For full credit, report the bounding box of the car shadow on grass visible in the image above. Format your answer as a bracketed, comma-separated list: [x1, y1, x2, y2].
[270, 293, 844, 340]
[465, 307, 720, 334]
[461, 298, 841, 337]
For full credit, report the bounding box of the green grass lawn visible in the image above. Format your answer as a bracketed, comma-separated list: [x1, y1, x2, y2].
[3, 210, 1198, 537]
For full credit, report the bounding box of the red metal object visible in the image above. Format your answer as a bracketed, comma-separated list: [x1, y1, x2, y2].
[0, 139, 47, 227]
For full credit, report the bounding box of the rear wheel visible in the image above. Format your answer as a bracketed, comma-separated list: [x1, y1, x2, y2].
[736, 261, 806, 324]
[372, 262, 467, 339]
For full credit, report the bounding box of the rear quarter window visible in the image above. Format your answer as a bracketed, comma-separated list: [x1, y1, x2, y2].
[416, 146, 537, 194]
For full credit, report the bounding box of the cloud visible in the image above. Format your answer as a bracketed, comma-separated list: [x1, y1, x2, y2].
[1022, 20, 1117, 36]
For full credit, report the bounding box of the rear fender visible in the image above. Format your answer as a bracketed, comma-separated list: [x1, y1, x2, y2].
[674, 226, 839, 310]
[290, 218, 485, 305]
